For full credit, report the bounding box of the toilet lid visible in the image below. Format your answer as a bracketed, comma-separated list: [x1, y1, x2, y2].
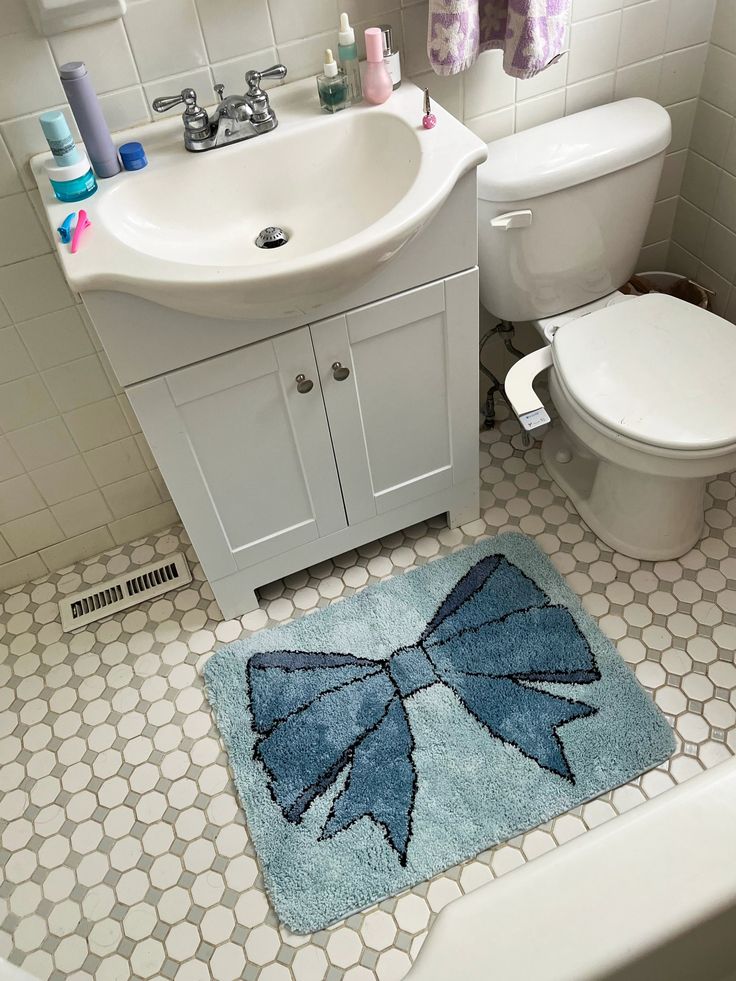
[552, 293, 736, 450]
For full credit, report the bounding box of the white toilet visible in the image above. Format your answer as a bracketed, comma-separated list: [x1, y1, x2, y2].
[477, 98, 736, 561]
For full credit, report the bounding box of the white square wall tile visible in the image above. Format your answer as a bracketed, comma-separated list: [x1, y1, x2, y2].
[618, 0, 668, 68]
[690, 100, 732, 166]
[0, 437, 24, 482]
[0, 553, 47, 590]
[43, 355, 113, 412]
[644, 196, 678, 245]
[681, 151, 722, 213]
[714, 171, 736, 234]
[196, 0, 274, 63]
[98, 88, 152, 132]
[84, 436, 146, 486]
[701, 220, 736, 281]
[0, 34, 64, 120]
[0, 376, 57, 432]
[572, 0, 622, 20]
[0, 194, 50, 266]
[712, 0, 736, 55]
[49, 19, 139, 93]
[102, 472, 160, 519]
[516, 89, 566, 132]
[658, 44, 708, 106]
[64, 397, 130, 452]
[16, 307, 93, 370]
[614, 58, 662, 102]
[464, 50, 516, 120]
[0, 533, 12, 564]
[39, 525, 114, 572]
[273, 31, 338, 83]
[30, 455, 96, 506]
[0, 135, 22, 198]
[666, 99, 697, 152]
[1, 508, 64, 556]
[124, 0, 207, 82]
[0, 327, 35, 385]
[672, 198, 710, 255]
[565, 72, 615, 115]
[108, 500, 177, 545]
[0, 256, 75, 323]
[51, 489, 113, 537]
[401, 1, 431, 78]
[0, 0, 33, 36]
[725, 126, 736, 178]
[700, 45, 736, 115]
[567, 12, 621, 85]
[268, 0, 338, 44]
[465, 107, 515, 144]
[0, 474, 45, 524]
[657, 149, 687, 200]
[6, 417, 77, 470]
[666, 0, 716, 51]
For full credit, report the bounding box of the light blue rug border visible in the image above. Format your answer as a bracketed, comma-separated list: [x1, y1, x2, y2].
[203, 532, 675, 933]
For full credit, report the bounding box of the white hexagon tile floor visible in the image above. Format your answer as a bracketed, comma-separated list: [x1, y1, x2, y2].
[1, 409, 736, 981]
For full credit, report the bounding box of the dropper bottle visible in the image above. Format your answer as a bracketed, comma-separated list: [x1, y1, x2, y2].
[338, 12, 362, 105]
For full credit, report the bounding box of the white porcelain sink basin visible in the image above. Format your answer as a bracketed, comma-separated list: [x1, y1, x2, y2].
[33, 78, 486, 320]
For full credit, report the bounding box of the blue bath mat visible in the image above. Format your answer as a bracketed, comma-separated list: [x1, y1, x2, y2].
[204, 532, 675, 933]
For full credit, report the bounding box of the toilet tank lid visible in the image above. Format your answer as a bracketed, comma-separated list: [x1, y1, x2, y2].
[478, 98, 671, 203]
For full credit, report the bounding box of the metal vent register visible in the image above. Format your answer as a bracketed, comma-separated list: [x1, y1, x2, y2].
[59, 553, 192, 631]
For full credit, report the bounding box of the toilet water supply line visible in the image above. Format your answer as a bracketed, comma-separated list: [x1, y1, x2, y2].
[480, 320, 535, 446]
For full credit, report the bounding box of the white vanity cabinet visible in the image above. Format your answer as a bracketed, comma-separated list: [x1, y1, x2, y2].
[127, 326, 348, 581]
[126, 271, 479, 617]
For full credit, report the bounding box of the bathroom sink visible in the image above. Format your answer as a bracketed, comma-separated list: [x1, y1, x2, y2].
[32, 79, 486, 320]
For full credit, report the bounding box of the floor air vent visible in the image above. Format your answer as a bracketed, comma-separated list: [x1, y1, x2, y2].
[60, 553, 192, 631]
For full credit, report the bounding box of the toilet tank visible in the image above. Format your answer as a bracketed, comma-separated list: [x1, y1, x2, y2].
[477, 98, 671, 322]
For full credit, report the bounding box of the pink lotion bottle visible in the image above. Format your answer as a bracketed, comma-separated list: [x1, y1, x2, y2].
[363, 27, 393, 105]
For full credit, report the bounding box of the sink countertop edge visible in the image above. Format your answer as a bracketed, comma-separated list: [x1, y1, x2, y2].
[31, 77, 488, 320]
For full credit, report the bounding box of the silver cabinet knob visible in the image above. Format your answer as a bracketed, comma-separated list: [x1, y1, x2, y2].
[332, 362, 350, 381]
[295, 374, 313, 394]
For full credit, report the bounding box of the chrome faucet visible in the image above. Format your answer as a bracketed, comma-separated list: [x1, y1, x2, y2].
[152, 65, 287, 152]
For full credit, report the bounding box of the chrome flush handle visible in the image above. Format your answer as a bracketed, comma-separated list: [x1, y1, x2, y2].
[332, 362, 350, 381]
[295, 374, 314, 394]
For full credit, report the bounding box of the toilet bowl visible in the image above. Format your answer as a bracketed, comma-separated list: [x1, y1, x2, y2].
[476, 97, 736, 560]
[508, 291, 736, 559]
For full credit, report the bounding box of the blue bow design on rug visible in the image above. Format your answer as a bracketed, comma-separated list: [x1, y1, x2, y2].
[247, 554, 600, 865]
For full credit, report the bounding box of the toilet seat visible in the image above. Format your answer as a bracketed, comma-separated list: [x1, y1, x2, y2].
[552, 293, 736, 451]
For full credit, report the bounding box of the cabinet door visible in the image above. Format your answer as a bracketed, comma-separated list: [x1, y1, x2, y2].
[311, 271, 479, 524]
[128, 327, 347, 580]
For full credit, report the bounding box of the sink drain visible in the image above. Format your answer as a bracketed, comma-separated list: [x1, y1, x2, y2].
[255, 226, 289, 249]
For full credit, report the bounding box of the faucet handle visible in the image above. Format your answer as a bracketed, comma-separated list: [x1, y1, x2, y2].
[245, 64, 287, 95]
[152, 88, 200, 114]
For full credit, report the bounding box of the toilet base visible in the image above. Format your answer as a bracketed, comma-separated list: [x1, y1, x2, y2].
[542, 425, 705, 561]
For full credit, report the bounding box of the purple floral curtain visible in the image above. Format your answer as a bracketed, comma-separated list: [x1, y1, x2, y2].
[428, 0, 570, 79]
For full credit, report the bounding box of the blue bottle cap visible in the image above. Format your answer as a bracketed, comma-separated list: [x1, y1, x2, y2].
[119, 142, 148, 171]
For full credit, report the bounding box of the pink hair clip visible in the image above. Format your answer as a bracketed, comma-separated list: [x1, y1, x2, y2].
[71, 209, 91, 254]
